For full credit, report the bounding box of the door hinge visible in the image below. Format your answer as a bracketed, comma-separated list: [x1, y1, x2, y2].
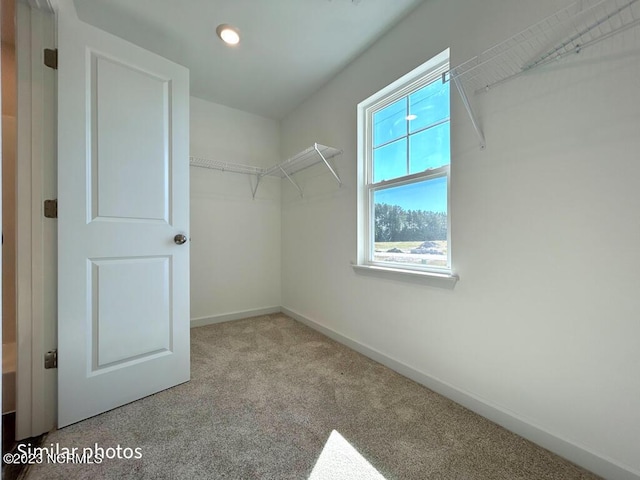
[44, 48, 58, 70]
[44, 199, 58, 218]
[44, 350, 58, 369]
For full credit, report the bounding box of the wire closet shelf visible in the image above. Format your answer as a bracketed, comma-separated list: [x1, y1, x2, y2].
[448, 0, 640, 147]
[189, 143, 342, 198]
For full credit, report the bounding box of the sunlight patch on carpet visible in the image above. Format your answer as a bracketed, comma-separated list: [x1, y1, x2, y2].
[308, 430, 387, 480]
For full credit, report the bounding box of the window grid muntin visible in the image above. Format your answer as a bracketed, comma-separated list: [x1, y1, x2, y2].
[370, 74, 450, 185]
[372, 116, 450, 152]
[372, 115, 450, 182]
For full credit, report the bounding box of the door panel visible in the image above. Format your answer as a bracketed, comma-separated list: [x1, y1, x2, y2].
[92, 53, 170, 222]
[91, 256, 171, 369]
[57, 1, 190, 427]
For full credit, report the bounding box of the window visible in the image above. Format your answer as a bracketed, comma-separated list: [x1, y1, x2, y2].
[357, 49, 451, 276]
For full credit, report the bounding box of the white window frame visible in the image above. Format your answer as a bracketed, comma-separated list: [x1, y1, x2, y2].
[355, 49, 457, 286]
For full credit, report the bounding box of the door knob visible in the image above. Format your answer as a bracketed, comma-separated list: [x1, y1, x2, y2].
[174, 234, 188, 245]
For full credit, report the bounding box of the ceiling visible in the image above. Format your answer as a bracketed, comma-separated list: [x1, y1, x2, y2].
[73, 0, 424, 119]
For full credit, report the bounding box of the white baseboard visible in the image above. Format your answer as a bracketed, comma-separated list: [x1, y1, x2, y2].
[191, 306, 282, 328]
[282, 306, 639, 480]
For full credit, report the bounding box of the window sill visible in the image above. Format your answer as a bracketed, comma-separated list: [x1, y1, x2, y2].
[352, 264, 458, 289]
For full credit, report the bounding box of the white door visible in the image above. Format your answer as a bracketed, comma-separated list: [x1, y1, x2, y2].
[57, 1, 190, 427]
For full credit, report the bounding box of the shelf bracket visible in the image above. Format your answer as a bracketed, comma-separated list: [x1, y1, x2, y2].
[279, 166, 304, 198]
[314, 143, 342, 186]
[450, 72, 486, 150]
[251, 175, 262, 199]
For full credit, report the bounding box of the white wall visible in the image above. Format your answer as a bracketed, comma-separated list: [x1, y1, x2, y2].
[190, 97, 281, 323]
[280, 0, 640, 478]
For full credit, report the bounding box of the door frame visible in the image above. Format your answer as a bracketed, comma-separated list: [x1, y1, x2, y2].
[15, 0, 56, 439]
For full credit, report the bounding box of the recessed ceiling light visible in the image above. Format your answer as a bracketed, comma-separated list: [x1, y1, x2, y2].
[216, 24, 240, 46]
[406, 114, 417, 121]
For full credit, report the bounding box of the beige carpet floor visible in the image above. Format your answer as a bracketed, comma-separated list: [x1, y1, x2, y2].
[25, 314, 600, 479]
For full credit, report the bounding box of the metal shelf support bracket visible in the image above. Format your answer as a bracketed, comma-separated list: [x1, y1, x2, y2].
[314, 143, 342, 186]
[451, 73, 486, 150]
[279, 166, 304, 198]
[251, 175, 262, 199]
